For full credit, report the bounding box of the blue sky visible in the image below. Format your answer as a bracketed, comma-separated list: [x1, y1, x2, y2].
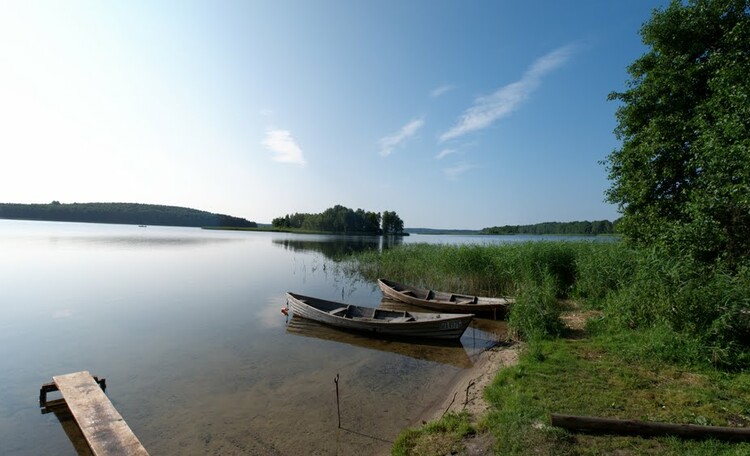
[0, 0, 668, 229]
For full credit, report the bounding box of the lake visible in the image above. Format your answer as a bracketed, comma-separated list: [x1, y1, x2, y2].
[0, 220, 608, 455]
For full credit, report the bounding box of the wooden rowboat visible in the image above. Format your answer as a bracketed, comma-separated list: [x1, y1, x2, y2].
[286, 292, 473, 340]
[377, 278, 513, 319]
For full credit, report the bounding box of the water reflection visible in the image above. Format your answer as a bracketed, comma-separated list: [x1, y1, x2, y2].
[272, 235, 403, 260]
[42, 405, 93, 456]
[286, 315, 474, 368]
[46, 235, 238, 249]
[379, 299, 509, 342]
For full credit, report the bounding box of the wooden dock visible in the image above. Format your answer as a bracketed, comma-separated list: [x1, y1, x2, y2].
[40, 371, 149, 456]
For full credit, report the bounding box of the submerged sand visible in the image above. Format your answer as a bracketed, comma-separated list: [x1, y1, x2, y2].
[417, 344, 520, 423]
[371, 343, 521, 456]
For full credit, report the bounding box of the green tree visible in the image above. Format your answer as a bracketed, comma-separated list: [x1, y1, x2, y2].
[604, 0, 750, 266]
[381, 210, 404, 235]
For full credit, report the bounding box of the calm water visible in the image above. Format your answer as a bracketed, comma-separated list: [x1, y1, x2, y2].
[0, 220, 607, 455]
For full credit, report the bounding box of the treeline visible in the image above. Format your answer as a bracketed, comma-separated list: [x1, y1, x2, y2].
[0, 202, 257, 228]
[481, 220, 615, 235]
[272, 204, 404, 235]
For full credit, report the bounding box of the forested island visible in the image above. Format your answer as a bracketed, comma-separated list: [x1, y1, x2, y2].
[481, 220, 615, 235]
[0, 202, 257, 228]
[272, 204, 405, 235]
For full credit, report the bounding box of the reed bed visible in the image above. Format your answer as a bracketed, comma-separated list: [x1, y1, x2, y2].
[349, 240, 750, 370]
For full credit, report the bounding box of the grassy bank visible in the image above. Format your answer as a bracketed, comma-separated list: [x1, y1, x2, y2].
[346, 241, 750, 454]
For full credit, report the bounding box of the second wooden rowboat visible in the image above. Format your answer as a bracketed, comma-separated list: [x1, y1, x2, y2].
[286, 292, 473, 340]
[377, 278, 513, 319]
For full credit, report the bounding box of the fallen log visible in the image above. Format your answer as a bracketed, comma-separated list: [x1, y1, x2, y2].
[550, 413, 750, 442]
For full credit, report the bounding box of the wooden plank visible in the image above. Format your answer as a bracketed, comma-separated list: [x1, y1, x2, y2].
[550, 413, 750, 442]
[53, 371, 149, 456]
[329, 306, 349, 316]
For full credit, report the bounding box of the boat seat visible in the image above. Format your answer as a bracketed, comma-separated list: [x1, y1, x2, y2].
[390, 316, 415, 323]
[330, 306, 348, 316]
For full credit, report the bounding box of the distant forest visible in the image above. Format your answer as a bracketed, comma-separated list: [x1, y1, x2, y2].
[481, 220, 616, 235]
[0, 202, 257, 228]
[272, 204, 405, 235]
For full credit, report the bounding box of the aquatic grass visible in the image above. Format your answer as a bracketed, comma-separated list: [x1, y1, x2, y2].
[571, 241, 639, 305]
[507, 271, 564, 341]
[350, 241, 608, 299]
[349, 240, 749, 369]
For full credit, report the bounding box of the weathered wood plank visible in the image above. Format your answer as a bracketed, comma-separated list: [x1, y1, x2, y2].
[550, 413, 750, 442]
[53, 371, 149, 456]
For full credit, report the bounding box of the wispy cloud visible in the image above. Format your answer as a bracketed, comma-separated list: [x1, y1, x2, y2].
[443, 162, 475, 180]
[430, 84, 454, 98]
[379, 117, 425, 156]
[439, 44, 576, 142]
[435, 148, 457, 160]
[262, 129, 306, 166]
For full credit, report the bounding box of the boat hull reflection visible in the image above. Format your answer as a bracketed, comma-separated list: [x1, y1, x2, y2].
[378, 299, 509, 343]
[286, 315, 474, 368]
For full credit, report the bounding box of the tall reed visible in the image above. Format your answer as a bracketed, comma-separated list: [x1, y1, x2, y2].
[348, 240, 750, 369]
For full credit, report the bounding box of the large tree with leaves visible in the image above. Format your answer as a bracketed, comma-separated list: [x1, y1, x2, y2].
[381, 210, 404, 235]
[605, 0, 750, 266]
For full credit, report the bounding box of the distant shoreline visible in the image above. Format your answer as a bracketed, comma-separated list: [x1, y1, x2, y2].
[0, 202, 256, 229]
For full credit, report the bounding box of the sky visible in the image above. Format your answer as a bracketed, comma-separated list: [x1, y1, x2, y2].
[0, 0, 669, 229]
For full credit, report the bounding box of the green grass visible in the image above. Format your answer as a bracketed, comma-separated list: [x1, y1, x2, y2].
[481, 337, 750, 455]
[390, 337, 750, 455]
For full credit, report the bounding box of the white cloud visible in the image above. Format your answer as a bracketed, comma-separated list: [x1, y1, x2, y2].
[379, 117, 425, 156]
[439, 44, 576, 142]
[443, 162, 475, 181]
[430, 84, 454, 98]
[435, 148, 457, 160]
[262, 129, 306, 166]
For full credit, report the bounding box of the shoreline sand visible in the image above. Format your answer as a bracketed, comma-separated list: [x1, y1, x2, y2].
[416, 344, 520, 423]
[373, 343, 520, 455]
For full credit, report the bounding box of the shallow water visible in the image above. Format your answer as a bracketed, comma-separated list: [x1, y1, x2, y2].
[0, 220, 513, 455]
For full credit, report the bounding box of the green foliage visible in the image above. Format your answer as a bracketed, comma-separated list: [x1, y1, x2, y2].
[605, 0, 750, 267]
[481, 220, 616, 235]
[588, 252, 750, 369]
[271, 204, 395, 234]
[0, 202, 256, 228]
[381, 210, 405, 235]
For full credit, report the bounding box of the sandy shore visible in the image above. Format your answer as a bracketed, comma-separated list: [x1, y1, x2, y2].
[416, 344, 520, 423]
[371, 343, 520, 455]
